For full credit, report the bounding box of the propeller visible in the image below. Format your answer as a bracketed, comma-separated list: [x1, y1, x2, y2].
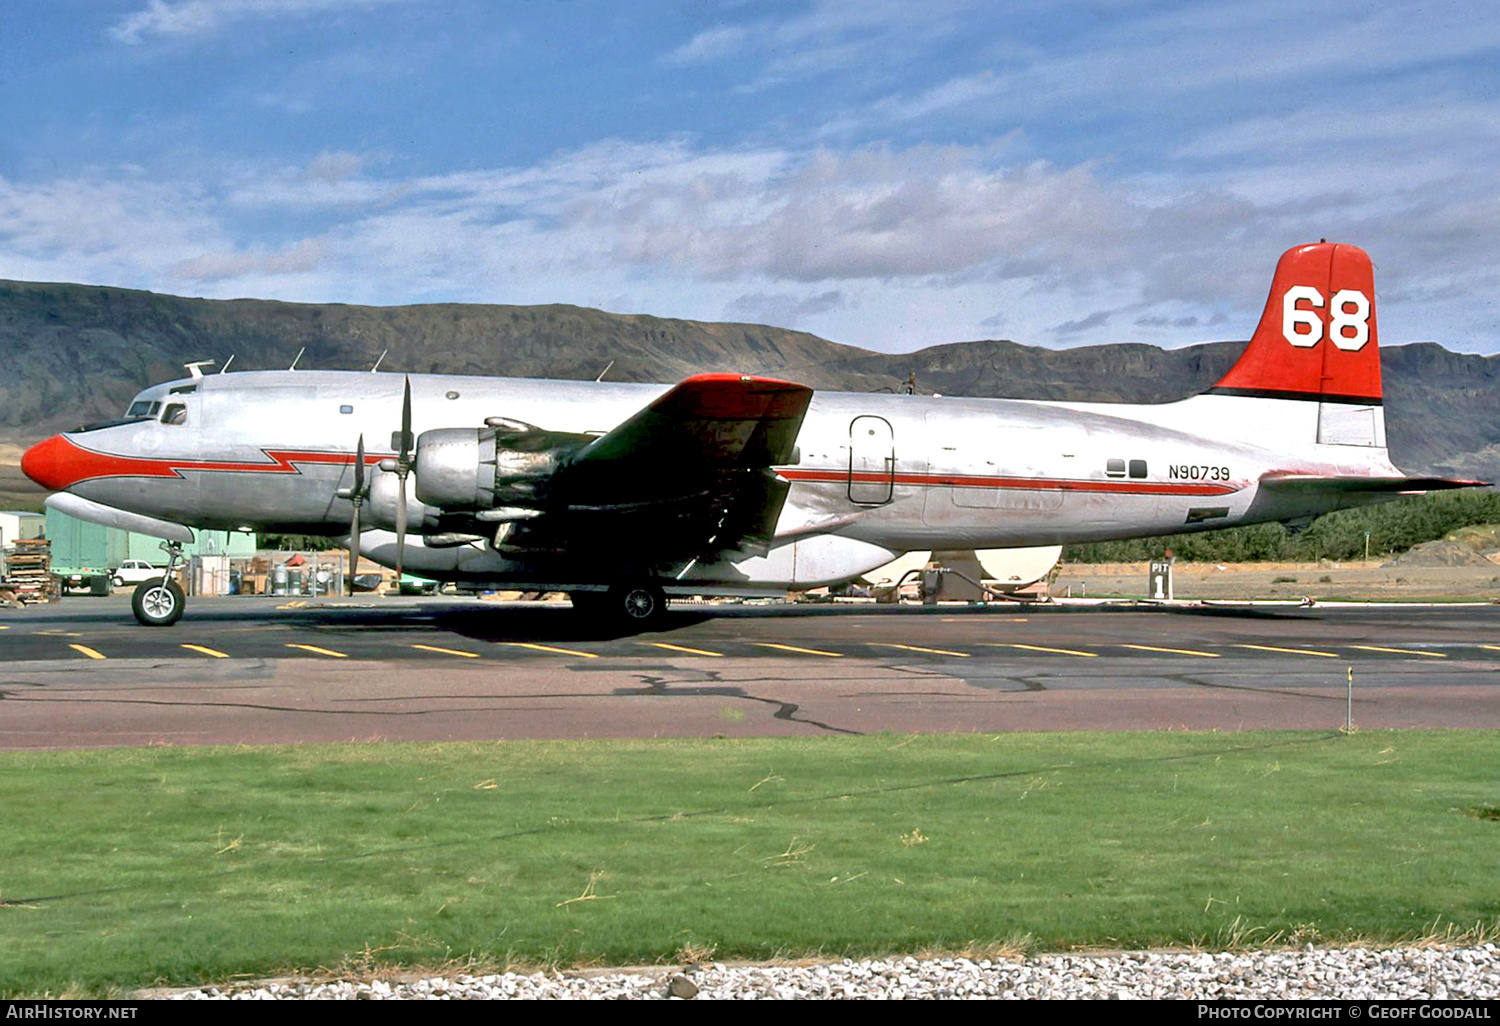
[344, 433, 366, 596]
[394, 376, 414, 580]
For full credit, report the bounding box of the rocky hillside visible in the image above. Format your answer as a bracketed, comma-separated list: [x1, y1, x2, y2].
[1, 279, 1495, 507]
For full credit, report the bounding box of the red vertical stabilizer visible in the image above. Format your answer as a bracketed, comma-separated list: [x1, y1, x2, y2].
[1208, 242, 1382, 405]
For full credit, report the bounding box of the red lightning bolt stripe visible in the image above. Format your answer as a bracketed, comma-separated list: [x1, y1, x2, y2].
[21, 434, 384, 491]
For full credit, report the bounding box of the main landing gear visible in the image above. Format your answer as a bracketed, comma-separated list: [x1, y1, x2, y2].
[570, 583, 667, 628]
[131, 541, 185, 627]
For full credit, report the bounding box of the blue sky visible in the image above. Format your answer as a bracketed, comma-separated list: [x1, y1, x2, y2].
[2, 0, 1497, 354]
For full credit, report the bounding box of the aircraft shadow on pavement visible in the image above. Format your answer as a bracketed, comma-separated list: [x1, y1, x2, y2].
[429, 606, 713, 643]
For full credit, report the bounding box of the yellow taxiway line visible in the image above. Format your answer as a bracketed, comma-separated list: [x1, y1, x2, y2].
[1350, 644, 1447, 658]
[181, 644, 230, 659]
[755, 642, 843, 657]
[650, 642, 724, 657]
[69, 644, 107, 660]
[993, 642, 1097, 657]
[285, 643, 348, 658]
[876, 642, 971, 658]
[503, 642, 599, 659]
[1123, 643, 1220, 658]
[1235, 644, 1338, 658]
[411, 643, 480, 659]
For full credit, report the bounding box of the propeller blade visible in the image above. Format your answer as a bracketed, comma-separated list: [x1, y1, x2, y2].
[395, 481, 407, 581]
[346, 433, 367, 597]
[399, 376, 413, 466]
[347, 501, 361, 597]
[395, 379, 413, 582]
[353, 433, 366, 496]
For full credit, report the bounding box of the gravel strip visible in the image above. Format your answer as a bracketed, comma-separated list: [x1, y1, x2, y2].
[168, 945, 1500, 1000]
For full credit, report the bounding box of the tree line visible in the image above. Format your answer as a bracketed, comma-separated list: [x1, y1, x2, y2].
[1063, 488, 1500, 564]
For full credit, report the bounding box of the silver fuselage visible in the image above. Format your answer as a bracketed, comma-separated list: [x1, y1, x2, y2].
[49, 370, 1400, 593]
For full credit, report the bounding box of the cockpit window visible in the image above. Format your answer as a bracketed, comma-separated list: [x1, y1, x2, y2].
[125, 400, 164, 419]
[161, 403, 188, 426]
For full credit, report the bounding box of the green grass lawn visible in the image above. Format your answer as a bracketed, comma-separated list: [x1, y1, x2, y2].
[2, 731, 1498, 996]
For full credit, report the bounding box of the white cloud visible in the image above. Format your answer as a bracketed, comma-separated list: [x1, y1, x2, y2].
[664, 0, 977, 89]
[663, 25, 751, 66]
[3, 132, 1498, 353]
[171, 238, 326, 282]
[111, 0, 406, 45]
[723, 290, 846, 328]
[0, 172, 227, 284]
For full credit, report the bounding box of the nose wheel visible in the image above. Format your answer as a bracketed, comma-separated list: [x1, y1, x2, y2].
[131, 541, 186, 627]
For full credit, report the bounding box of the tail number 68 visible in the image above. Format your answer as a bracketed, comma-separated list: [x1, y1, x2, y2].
[1282, 287, 1370, 351]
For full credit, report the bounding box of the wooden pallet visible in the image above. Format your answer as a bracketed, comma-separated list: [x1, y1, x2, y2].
[2, 538, 57, 604]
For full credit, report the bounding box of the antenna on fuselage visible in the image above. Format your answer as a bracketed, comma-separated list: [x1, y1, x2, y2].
[219, 355, 235, 374]
[184, 360, 216, 380]
[371, 349, 388, 373]
[289, 347, 306, 371]
[596, 360, 615, 382]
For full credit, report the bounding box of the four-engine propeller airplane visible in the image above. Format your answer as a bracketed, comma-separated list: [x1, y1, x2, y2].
[21, 242, 1481, 627]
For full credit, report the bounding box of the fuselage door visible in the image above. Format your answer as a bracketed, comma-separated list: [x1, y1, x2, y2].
[848, 415, 894, 505]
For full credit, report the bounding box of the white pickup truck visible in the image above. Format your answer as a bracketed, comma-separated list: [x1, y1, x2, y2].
[112, 560, 163, 587]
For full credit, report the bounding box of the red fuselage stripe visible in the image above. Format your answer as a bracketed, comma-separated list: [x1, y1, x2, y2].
[778, 468, 1239, 496]
[37, 436, 385, 489]
[44, 437, 1239, 498]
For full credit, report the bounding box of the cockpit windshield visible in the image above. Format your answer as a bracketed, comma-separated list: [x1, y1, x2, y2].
[126, 400, 162, 419]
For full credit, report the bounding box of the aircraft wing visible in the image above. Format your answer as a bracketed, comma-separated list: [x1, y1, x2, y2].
[1259, 473, 1490, 494]
[569, 373, 811, 472]
[541, 373, 814, 558]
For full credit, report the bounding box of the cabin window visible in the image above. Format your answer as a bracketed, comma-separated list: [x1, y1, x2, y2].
[340, 405, 354, 414]
[1128, 459, 1148, 479]
[1105, 459, 1126, 478]
[161, 403, 188, 426]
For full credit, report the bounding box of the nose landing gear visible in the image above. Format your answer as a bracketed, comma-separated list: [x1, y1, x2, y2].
[131, 541, 186, 627]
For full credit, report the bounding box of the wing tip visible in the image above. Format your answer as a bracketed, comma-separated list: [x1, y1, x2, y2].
[654, 373, 813, 418]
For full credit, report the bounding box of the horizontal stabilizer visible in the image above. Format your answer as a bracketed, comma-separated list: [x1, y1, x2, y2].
[1260, 473, 1489, 494]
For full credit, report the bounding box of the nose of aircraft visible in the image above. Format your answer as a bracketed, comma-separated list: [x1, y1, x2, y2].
[21, 434, 80, 492]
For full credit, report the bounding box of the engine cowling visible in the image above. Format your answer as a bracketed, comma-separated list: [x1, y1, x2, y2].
[366, 470, 439, 533]
[412, 424, 580, 511]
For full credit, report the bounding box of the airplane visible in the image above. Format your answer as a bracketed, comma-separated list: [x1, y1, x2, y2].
[20, 241, 1483, 627]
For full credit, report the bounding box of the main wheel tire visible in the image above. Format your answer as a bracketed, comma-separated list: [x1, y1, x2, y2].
[616, 583, 666, 626]
[132, 578, 185, 627]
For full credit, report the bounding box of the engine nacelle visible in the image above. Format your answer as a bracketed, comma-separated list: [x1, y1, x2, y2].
[413, 425, 574, 510]
[367, 470, 440, 533]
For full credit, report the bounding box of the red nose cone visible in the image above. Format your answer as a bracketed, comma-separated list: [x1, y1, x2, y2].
[21, 435, 78, 492]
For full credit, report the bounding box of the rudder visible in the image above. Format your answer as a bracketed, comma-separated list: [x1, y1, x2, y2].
[1208, 242, 1383, 446]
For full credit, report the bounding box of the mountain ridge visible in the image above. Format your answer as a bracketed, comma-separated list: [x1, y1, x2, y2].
[1, 278, 1494, 506]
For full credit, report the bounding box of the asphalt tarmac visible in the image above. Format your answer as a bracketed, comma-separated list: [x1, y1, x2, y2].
[2, 595, 1498, 748]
